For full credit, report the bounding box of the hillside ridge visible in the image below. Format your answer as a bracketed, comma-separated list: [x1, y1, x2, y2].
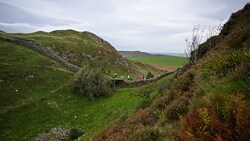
[0, 35, 80, 72]
[0, 30, 164, 77]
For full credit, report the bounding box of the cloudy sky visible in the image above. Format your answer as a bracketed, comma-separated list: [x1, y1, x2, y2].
[0, 0, 249, 53]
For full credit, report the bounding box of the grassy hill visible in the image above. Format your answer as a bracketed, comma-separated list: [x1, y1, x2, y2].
[1, 3, 249, 141]
[93, 4, 250, 141]
[0, 39, 172, 140]
[0, 30, 166, 140]
[0, 30, 163, 79]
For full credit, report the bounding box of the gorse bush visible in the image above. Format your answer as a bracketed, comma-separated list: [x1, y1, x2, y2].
[73, 61, 113, 100]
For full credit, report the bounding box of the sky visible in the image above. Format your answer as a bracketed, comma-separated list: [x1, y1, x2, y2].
[0, 0, 249, 53]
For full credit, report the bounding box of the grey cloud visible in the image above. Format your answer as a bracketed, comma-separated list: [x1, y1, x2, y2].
[0, 0, 249, 53]
[0, 2, 47, 25]
[0, 2, 79, 30]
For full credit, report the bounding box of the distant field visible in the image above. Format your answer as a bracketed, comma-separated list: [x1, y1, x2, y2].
[128, 56, 187, 66]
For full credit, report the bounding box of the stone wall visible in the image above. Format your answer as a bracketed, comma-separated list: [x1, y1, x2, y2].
[0, 36, 80, 72]
[112, 71, 174, 87]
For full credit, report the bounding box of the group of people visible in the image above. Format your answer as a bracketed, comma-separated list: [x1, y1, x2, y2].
[113, 73, 146, 81]
[139, 75, 146, 81]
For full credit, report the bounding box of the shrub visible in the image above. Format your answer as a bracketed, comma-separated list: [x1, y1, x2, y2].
[73, 62, 113, 100]
[146, 71, 154, 79]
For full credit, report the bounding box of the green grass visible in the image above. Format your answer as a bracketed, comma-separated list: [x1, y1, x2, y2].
[0, 40, 144, 141]
[0, 87, 142, 141]
[128, 56, 187, 66]
[0, 32, 176, 141]
[0, 40, 73, 112]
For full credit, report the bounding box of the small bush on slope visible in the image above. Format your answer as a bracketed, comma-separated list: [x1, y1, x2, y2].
[73, 60, 113, 100]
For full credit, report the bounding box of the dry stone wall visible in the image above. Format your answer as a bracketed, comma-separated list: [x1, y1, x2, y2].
[111, 71, 174, 87]
[0, 36, 80, 72]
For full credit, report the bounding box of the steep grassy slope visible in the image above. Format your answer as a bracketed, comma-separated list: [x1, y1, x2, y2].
[93, 4, 250, 141]
[0, 40, 73, 113]
[0, 30, 163, 78]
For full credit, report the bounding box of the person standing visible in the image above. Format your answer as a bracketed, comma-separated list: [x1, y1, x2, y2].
[139, 75, 142, 81]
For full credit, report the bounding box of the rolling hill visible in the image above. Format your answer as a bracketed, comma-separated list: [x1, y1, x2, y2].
[0, 30, 164, 140]
[0, 3, 249, 141]
[0, 30, 163, 78]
